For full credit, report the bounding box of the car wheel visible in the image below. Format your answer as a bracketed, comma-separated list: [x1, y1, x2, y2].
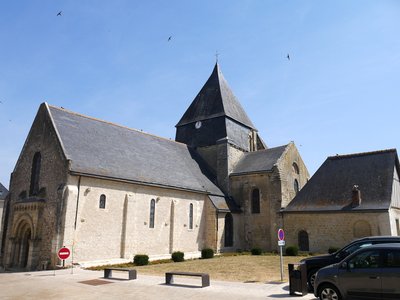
[318, 284, 342, 300]
[307, 270, 317, 291]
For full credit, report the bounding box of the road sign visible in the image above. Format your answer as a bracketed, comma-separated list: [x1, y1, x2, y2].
[58, 247, 70, 260]
[278, 240, 286, 246]
[278, 228, 285, 241]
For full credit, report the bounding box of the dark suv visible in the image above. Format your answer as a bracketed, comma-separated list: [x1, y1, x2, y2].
[314, 243, 400, 300]
[300, 236, 400, 290]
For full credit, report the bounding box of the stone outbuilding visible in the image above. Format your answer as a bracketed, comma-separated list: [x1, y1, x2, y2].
[1, 63, 308, 270]
[282, 149, 400, 253]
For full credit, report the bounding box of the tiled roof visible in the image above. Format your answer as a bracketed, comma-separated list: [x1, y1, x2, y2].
[231, 144, 289, 175]
[284, 149, 399, 212]
[176, 63, 255, 129]
[46, 104, 223, 196]
[0, 182, 8, 200]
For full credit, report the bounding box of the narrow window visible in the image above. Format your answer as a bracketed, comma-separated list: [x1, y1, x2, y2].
[224, 213, 233, 247]
[99, 194, 106, 209]
[294, 179, 299, 195]
[29, 152, 41, 196]
[396, 219, 400, 236]
[298, 230, 309, 251]
[189, 203, 193, 229]
[292, 162, 300, 174]
[251, 188, 260, 214]
[149, 199, 155, 228]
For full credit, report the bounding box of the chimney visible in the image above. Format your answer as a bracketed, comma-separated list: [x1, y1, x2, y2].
[351, 185, 362, 207]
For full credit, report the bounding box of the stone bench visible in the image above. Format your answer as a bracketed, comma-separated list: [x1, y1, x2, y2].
[104, 268, 137, 280]
[165, 271, 210, 287]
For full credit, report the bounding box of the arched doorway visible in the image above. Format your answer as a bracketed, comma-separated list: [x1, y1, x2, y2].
[12, 221, 32, 269]
[224, 213, 233, 247]
[298, 230, 309, 251]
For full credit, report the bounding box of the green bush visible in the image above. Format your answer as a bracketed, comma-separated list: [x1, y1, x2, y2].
[328, 247, 340, 254]
[133, 254, 149, 266]
[201, 248, 214, 259]
[251, 248, 263, 255]
[171, 251, 185, 262]
[285, 246, 299, 256]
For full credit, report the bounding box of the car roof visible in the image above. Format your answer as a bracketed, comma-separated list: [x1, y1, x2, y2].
[352, 236, 400, 243]
[356, 243, 400, 250]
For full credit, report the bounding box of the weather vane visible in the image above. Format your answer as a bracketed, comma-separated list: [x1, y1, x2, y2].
[215, 51, 219, 63]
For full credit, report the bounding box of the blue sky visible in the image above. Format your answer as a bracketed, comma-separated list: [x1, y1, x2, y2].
[1, 0, 399, 188]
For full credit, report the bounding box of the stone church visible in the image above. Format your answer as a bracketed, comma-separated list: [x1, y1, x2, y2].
[0, 63, 309, 270]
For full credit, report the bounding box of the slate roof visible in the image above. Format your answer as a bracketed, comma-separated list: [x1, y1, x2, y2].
[231, 144, 289, 175]
[284, 149, 400, 212]
[46, 104, 224, 196]
[0, 182, 8, 200]
[176, 63, 255, 129]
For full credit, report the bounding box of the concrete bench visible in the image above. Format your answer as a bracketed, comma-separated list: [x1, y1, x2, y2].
[165, 271, 210, 287]
[104, 268, 137, 280]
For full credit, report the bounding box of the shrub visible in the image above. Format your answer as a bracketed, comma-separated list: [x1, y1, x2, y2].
[251, 248, 263, 255]
[285, 246, 299, 256]
[201, 248, 214, 259]
[133, 254, 149, 266]
[328, 247, 340, 254]
[171, 251, 185, 262]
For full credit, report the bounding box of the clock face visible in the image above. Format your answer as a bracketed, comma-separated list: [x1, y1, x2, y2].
[195, 121, 202, 129]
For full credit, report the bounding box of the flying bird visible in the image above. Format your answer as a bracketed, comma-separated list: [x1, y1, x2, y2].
[57, 11, 62, 16]
[168, 36, 172, 41]
[287, 54, 290, 60]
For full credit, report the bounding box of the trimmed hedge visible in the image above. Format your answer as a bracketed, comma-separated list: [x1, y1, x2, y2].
[328, 247, 340, 254]
[251, 248, 263, 255]
[134, 254, 149, 266]
[171, 251, 185, 262]
[285, 246, 299, 256]
[201, 248, 214, 259]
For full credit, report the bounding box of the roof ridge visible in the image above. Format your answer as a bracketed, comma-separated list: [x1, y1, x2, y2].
[328, 148, 397, 160]
[48, 104, 188, 148]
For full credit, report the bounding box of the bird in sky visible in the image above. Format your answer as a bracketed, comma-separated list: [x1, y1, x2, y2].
[168, 36, 172, 41]
[287, 54, 290, 60]
[57, 11, 62, 16]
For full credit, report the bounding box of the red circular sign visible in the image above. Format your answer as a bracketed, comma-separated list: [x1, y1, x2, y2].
[278, 229, 285, 241]
[58, 247, 70, 260]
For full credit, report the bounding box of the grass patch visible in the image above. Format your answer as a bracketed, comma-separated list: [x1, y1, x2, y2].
[86, 253, 309, 283]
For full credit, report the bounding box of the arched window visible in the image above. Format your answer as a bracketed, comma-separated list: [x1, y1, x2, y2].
[298, 230, 309, 251]
[29, 152, 41, 196]
[149, 199, 156, 228]
[99, 194, 106, 209]
[224, 213, 233, 247]
[292, 162, 300, 174]
[251, 188, 260, 214]
[189, 203, 193, 229]
[294, 179, 299, 195]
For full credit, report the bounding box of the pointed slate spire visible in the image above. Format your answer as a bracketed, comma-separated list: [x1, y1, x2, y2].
[176, 63, 255, 129]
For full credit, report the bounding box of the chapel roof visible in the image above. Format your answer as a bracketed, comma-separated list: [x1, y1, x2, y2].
[176, 63, 255, 129]
[284, 149, 400, 212]
[0, 182, 8, 200]
[231, 144, 289, 175]
[46, 104, 223, 196]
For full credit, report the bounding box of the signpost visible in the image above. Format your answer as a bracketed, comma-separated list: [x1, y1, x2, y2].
[277, 229, 285, 281]
[58, 247, 70, 267]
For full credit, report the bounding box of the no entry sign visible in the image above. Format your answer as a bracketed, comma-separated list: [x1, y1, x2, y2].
[278, 228, 285, 241]
[58, 247, 70, 260]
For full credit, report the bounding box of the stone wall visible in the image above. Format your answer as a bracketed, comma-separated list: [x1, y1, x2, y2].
[61, 175, 209, 264]
[2, 104, 68, 270]
[283, 211, 391, 253]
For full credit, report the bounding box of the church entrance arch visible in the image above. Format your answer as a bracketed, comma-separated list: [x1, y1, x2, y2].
[12, 219, 33, 269]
